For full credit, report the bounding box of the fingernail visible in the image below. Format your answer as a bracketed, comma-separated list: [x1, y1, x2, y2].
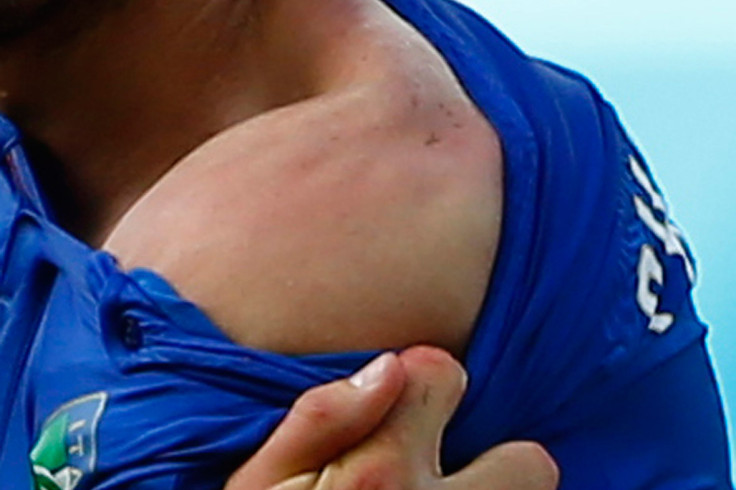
[349, 353, 393, 389]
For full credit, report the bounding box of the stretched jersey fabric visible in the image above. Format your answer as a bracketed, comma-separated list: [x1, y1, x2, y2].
[0, 0, 731, 488]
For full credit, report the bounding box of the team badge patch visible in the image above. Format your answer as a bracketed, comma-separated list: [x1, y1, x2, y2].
[30, 392, 108, 490]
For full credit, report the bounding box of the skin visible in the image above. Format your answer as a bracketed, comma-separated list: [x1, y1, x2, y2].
[0, 0, 503, 356]
[0, 0, 543, 487]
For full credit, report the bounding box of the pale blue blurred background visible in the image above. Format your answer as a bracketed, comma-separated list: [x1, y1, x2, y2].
[460, 0, 735, 479]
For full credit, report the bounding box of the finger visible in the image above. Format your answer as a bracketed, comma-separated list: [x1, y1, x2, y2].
[268, 473, 319, 490]
[225, 352, 406, 490]
[446, 441, 560, 490]
[350, 346, 467, 472]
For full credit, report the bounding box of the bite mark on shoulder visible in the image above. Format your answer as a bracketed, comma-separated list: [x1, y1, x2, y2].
[424, 132, 441, 146]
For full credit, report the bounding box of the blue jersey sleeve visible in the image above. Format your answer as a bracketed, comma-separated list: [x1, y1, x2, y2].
[548, 340, 731, 488]
[386, 0, 731, 486]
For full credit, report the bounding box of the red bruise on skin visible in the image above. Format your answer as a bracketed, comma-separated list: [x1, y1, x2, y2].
[290, 392, 337, 427]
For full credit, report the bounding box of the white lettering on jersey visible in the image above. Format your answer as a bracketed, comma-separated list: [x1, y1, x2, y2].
[630, 155, 694, 334]
[637, 245, 674, 333]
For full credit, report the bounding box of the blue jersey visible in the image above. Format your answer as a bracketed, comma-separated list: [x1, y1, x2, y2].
[0, 0, 731, 488]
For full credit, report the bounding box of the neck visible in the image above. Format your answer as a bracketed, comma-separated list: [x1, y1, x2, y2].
[0, 0, 377, 245]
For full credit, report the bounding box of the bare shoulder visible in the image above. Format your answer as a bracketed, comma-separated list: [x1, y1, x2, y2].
[103, 14, 502, 357]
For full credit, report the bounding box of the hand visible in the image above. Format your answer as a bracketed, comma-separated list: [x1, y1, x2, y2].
[225, 347, 559, 489]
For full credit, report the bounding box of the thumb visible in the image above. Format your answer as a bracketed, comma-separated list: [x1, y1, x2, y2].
[225, 352, 406, 490]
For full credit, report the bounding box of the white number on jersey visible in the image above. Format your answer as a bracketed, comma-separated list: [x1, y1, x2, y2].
[630, 155, 695, 334]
